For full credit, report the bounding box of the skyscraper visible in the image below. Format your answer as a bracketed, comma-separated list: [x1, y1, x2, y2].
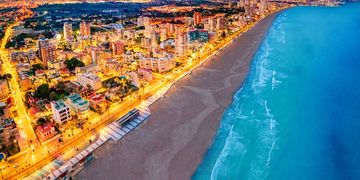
[194, 11, 203, 25]
[159, 24, 168, 42]
[63, 22, 74, 41]
[91, 47, 102, 65]
[38, 39, 56, 66]
[111, 41, 124, 56]
[175, 32, 187, 57]
[80, 21, 91, 38]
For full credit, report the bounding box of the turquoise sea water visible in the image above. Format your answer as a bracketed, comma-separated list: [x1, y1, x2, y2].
[193, 3, 360, 180]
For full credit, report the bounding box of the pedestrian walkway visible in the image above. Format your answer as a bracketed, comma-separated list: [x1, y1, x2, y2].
[40, 104, 152, 180]
[28, 74, 176, 180]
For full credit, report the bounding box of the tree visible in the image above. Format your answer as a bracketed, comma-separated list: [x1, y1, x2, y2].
[64, 57, 85, 71]
[36, 118, 46, 126]
[2, 73, 12, 80]
[135, 26, 145, 31]
[56, 82, 66, 91]
[32, 63, 45, 71]
[49, 91, 58, 101]
[34, 84, 50, 99]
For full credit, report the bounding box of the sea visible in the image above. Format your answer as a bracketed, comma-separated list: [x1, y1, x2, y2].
[193, 3, 360, 180]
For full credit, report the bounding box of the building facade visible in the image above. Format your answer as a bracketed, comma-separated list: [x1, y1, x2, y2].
[80, 21, 91, 38]
[194, 11, 203, 25]
[111, 41, 125, 56]
[35, 123, 57, 142]
[63, 22, 74, 41]
[0, 80, 9, 100]
[64, 93, 90, 116]
[139, 56, 175, 73]
[51, 100, 72, 124]
[38, 39, 56, 66]
[76, 73, 102, 90]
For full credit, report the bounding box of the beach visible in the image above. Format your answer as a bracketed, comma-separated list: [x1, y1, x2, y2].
[77, 11, 281, 180]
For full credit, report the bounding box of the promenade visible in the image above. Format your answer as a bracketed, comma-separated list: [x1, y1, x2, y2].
[77, 10, 283, 180]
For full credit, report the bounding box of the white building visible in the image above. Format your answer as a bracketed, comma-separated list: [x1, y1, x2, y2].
[51, 100, 71, 124]
[127, 72, 140, 88]
[139, 56, 175, 73]
[122, 51, 134, 64]
[64, 93, 90, 116]
[76, 73, 102, 90]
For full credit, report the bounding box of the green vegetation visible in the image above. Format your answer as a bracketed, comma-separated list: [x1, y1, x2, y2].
[64, 57, 85, 71]
[58, 42, 72, 51]
[135, 26, 145, 31]
[34, 84, 50, 99]
[103, 76, 138, 100]
[33, 83, 68, 101]
[5, 31, 54, 49]
[32, 63, 46, 71]
[0, 73, 12, 81]
[49, 91, 67, 101]
[36, 117, 48, 126]
[0, 143, 20, 157]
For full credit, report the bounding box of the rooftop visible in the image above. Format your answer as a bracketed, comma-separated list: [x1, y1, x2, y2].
[36, 122, 55, 134]
[68, 93, 89, 106]
[52, 100, 67, 110]
[80, 73, 100, 81]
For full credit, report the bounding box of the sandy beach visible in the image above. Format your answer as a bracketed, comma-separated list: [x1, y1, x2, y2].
[77, 11, 282, 180]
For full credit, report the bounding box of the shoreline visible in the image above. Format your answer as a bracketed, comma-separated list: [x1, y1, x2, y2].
[77, 10, 283, 180]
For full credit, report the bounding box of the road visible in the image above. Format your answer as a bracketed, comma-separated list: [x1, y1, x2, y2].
[0, 7, 287, 179]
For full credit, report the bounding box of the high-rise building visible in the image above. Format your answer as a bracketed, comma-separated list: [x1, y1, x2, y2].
[175, 32, 187, 57]
[194, 11, 203, 25]
[174, 24, 185, 38]
[91, 47, 102, 65]
[216, 16, 225, 30]
[166, 22, 175, 37]
[159, 24, 168, 41]
[145, 24, 155, 38]
[237, 0, 245, 8]
[137, 16, 151, 27]
[111, 41, 124, 56]
[207, 16, 217, 32]
[38, 39, 56, 66]
[80, 21, 91, 38]
[258, 0, 269, 15]
[63, 22, 74, 41]
[151, 31, 158, 48]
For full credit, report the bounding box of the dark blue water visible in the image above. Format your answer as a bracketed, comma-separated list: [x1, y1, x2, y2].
[193, 3, 360, 180]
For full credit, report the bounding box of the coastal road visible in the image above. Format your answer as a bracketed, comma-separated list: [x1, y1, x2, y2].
[76, 10, 283, 180]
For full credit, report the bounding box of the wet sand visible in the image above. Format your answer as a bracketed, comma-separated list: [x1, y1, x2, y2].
[77, 11, 282, 180]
